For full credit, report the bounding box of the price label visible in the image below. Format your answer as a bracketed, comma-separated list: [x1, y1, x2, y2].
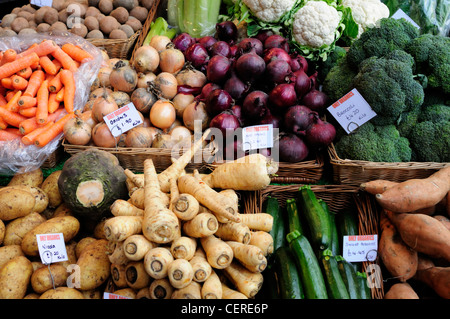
[327, 88, 377, 134]
[36, 233, 68, 265]
[30, 0, 53, 7]
[104, 102, 143, 137]
[343, 234, 378, 262]
[103, 292, 132, 299]
[242, 124, 273, 151]
[391, 9, 420, 29]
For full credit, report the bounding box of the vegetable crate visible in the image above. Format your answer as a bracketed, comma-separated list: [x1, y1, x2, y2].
[243, 184, 385, 299]
[87, 0, 160, 59]
[328, 143, 450, 186]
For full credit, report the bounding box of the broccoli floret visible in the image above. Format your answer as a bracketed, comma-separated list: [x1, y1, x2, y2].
[334, 122, 412, 162]
[322, 58, 357, 103]
[346, 18, 419, 69]
[419, 104, 450, 123]
[352, 54, 424, 125]
[317, 46, 347, 82]
[405, 34, 450, 94]
[408, 120, 450, 162]
[397, 107, 421, 137]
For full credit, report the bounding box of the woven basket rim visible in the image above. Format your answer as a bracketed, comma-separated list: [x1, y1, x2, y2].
[86, 31, 140, 46]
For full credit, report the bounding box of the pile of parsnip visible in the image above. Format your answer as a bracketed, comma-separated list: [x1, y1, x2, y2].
[104, 130, 279, 299]
[361, 166, 450, 299]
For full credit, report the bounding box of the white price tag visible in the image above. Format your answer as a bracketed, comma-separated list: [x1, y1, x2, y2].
[343, 235, 378, 262]
[327, 88, 377, 134]
[242, 124, 273, 151]
[103, 292, 132, 299]
[36, 233, 68, 265]
[391, 9, 420, 29]
[30, 0, 53, 7]
[104, 102, 143, 137]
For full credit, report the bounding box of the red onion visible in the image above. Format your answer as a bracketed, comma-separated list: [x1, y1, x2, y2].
[293, 68, 311, 98]
[266, 59, 292, 84]
[223, 70, 250, 101]
[263, 47, 292, 65]
[172, 33, 196, 52]
[205, 89, 233, 116]
[255, 29, 275, 44]
[259, 110, 282, 128]
[289, 53, 308, 73]
[284, 105, 315, 135]
[300, 88, 329, 113]
[197, 36, 217, 51]
[209, 111, 241, 136]
[309, 71, 320, 90]
[277, 133, 309, 163]
[230, 104, 245, 126]
[177, 85, 202, 95]
[237, 38, 264, 56]
[229, 45, 239, 58]
[222, 138, 246, 161]
[264, 34, 290, 52]
[207, 55, 232, 84]
[185, 43, 209, 69]
[269, 83, 297, 111]
[235, 52, 266, 82]
[210, 41, 231, 57]
[216, 21, 238, 44]
[305, 114, 336, 147]
[242, 90, 268, 119]
[198, 82, 221, 101]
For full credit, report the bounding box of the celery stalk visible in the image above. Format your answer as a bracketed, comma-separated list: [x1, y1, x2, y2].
[183, 0, 196, 36]
[193, 0, 210, 37]
[177, 0, 185, 33]
[167, 0, 179, 28]
[208, 0, 222, 32]
[142, 17, 176, 46]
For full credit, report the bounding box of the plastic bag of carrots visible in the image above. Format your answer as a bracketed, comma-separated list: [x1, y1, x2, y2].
[0, 33, 102, 175]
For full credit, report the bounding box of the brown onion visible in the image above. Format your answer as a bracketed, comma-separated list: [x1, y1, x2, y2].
[63, 116, 92, 145]
[132, 45, 160, 73]
[182, 100, 209, 131]
[109, 60, 138, 93]
[175, 66, 207, 88]
[170, 125, 192, 142]
[172, 93, 195, 118]
[137, 72, 157, 88]
[150, 35, 172, 53]
[92, 122, 121, 148]
[124, 126, 154, 148]
[131, 87, 158, 114]
[152, 133, 176, 149]
[154, 72, 178, 100]
[77, 110, 97, 129]
[150, 100, 176, 130]
[159, 45, 185, 74]
[91, 91, 119, 123]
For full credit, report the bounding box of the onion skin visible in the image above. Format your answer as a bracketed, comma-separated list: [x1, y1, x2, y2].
[183, 101, 210, 131]
[150, 100, 176, 131]
[215, 21, 238, 44]
[269, 83, 297, 111]
[63, 117, 92, 146]
[206, 55, 232, 84]
[209, 112, 241, 136]
[305, 115, 336, 148]
[264, 35, 289, 52]
[277, 133, 309, 163]
[159, 46, 185, 74]
[185, 43, 210, 69]
[173, 33, 196, 52]
[92, 122, 121, 148]
[284, 105, 315, 136]
[235, 52, 266, 82]
[91, 92, 119, 123]
[242, 90, 268, 120]
[133, 45, 160, 74]
[205, 89, 233, 117]
[124, 126, 154, 148]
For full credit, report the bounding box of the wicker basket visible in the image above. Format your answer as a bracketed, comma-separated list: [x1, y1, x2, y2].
[328, 143, 450, 186]
[41, 146, 64, 169]
[243, 184, 384, 299]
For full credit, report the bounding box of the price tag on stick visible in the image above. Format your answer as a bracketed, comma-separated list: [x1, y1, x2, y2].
[342, 234, 378, 262]
[104, 102, 143, 137]
[36, 233, 68, 265]
[242, 124, 274, 151]
[327, 89, 377, 134]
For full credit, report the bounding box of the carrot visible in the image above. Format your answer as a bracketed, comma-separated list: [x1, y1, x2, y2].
[143, 247, 174, 279]
[3, 90, 22, 112]
[200, 234, 234, 269]
[18, 106, 37, 118]
[142, 159, 180, 244]
[59, 69, 75, 113]
[11, 75, 28, 90]
[16, 66, 32, 79]
[123, 234, 155, 261]
[39, 55, 59, 75]
[61, 43, 93, 62]
[414, 266, 450, 299]
[51, 58, 62, 72]
[23, 69, 45, 97]
[148, 278, 174, 299]
[158, 129, 211, 193]
[221, 283, 248, 299]
[1, 78, 14, 90]
[18, 96, 37, 109]
[226, 241, 267, 273]
[0, 117, 8, 130]
[103, 215, 143, 242]
[36, 80, 49, 124]
[48, 71, 62, 93]
[34, 111, 75, 147]
[21, 121, 54, 145]
[167, 258, 194, 289]
[171, 193, 200, 221]
[170, 236, 197, 260]
[183, 212, 219, 238]
[215, 221, 252, 244]
[189, 248, 212, 283]
[384, 282, 419, 299]
[177, 175, 241, 223]
[171, 281, 202, 299]
[55, 87, 65, 102]
[0, 104, 27, 127]
[4, 127, 20, 135]
[51, 46, 78, 72]
[16, 40, 58, 59]
[0, 49, 17, 66]
[248, 230, 274, 256]
[0, 53, 40, 80]
[47, 92, 60, 114]
[0, 129, 21, 141]
[110, 199, 144, 217]
[238, 213, 273, 232]
[0, 94, 6, 106]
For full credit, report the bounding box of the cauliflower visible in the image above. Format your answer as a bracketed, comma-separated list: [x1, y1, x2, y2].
[291, 1, 342, 48]
[243, 0, 298, 23]
[342, 0, 390, 38]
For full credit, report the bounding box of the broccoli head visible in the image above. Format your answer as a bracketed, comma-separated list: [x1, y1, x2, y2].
[322, 58, 357, 103]
[346, 18, 419, 69]
[419, 104, 450, 123]
[316, 46, 348, 82]
[351, 54, 424, 126]
[405, 34, 450, 94]
[408, 120, 450, 162]
[334, 122, 412, 162]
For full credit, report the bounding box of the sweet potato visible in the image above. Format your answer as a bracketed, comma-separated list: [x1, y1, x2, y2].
[384, 282, 419, 299]
[434, 215, 450, 231]
[360, 179, 398, 194]
[0, 255, 33, 299]
[385, 210, 450, 262]
[414, 266, 450, 299]
[376, 167, 450, 213]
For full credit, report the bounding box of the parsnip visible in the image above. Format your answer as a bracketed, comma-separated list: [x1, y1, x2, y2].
[110, 199, 144, 217]
[167, 258, 194, 289]
[149, 278, 174, 299]
[144, 247, 174, 279]
[201, 270, 222, 299]
[215, 221, 251, 244]
[125, 261, 151, 290]
[248, 231, 274, 256]
[103, 216, 143, 242]
[239, 213, 273, 232]
[223, 261, 264, 298]
[200, 235, 233, 269]
[189, 248, 212, 283]
[170, 236, 197, 260]
[182, 212, 219, 238]
[226, 241, 267, 273]
[123, 234, 155, 261]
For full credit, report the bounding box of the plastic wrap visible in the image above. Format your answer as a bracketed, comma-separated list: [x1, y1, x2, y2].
[0, 32, 103, 175]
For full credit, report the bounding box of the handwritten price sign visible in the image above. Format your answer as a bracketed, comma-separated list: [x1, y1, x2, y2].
[343, 234, 378, 262]
[242, 124, 274, 151]
[36, 233, 68, 265]
[104, 102, 143, 137]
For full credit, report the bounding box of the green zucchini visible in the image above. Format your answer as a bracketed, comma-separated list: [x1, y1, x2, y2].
[319, 199, 340, 256]
[298, 186, 332, 251]
[286, 230, 328, 299]
[336, 255, 361, 299]
[286, 199, 304, 234]
[263, 196, 285, 251]
[274, 247, 305, 299]
[337, 208, 361, 271]
[257, 265, 280, 299]
[320, 249, 350, 299]
[356, 271, 372, 299]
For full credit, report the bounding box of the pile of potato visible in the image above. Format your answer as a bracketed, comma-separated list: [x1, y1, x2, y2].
[0, 0, 152, 39]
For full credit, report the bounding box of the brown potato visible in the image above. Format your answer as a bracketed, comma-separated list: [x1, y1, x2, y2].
[75, 237, 97, 258]
[39, 287, 85, 299]
[0, 245, 24, 269]
[24, 293, 41, 299]
[4, 185, 49, 214]
[0, 219, 4, 245]
[0, 188, 36, 221]
[21, 216, 80, 256]
[40, 170, 62, 208]
[0, 256, 33, 299]
[57, 240, 78, 267]
[110, 288, 136, 299]
[81, 289, 102, 299]
[8, 168, 43, 188]
[3, 212, 47, 246]
[77, 239, 111, 290]
[31, 264, 69, 294]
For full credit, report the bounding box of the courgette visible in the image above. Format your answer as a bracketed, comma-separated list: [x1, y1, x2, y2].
[336, 255, 361, 299]
[286, 198, 304, 234]
[337, 207, 361, 271]
[356, 271, 372, 299]
[286, 230, 328, 299]
[319, 199, 340, 256]
[264, 196, 286, 251]
[298, 186, 332, 251]
[320, 249, 350, 299]
[274, 247, 305, 299]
